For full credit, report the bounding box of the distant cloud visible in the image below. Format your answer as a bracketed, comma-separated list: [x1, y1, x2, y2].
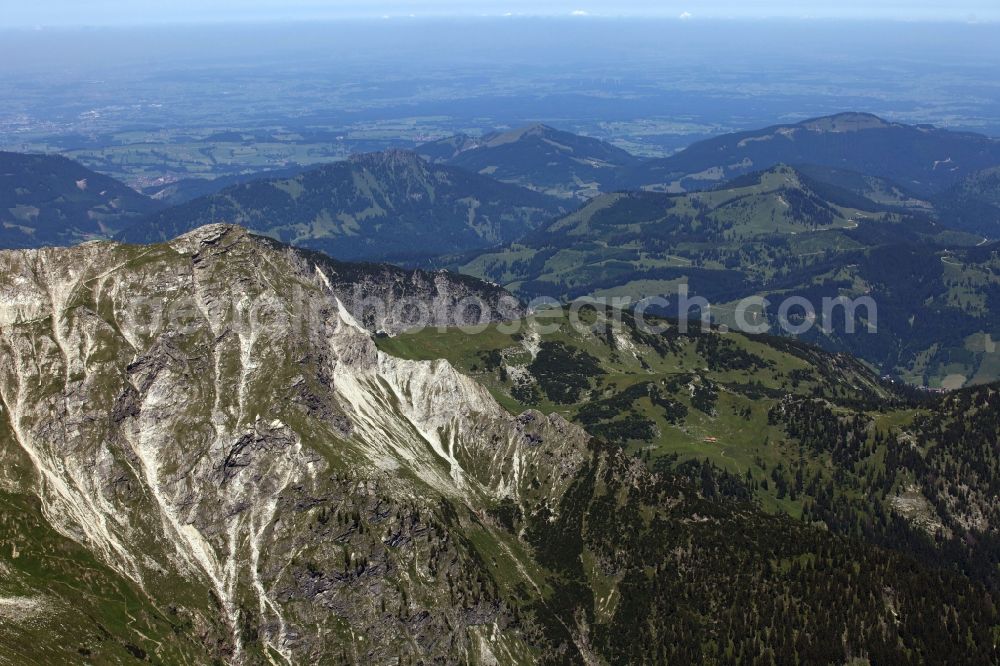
[679, 11, 692, 20]
[571, 10, 589, 16]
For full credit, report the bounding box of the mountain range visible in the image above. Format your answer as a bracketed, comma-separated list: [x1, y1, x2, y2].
[2, 225, 998, 663]
[456, 164, 1000, 387]
[122, 150, 566, 264]
[620, 112, 1000, 196]
[4, 113, 1000, 389]
[6, 112, 1000, 252]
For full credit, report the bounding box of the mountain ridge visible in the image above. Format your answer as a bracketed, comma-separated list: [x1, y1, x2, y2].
[121, 150, 566, 264]
[418, 123, 639, 200]
[0, 151, 162, 249]
[622, 112, 1000, 196]
[456, 163, 1000, 387]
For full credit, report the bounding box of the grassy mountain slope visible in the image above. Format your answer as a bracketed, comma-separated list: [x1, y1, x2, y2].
[457, 165, 1000, 386]
[933, 166, 1000, 237]
[378, 307, 901, 519]
[461, 165, 896, 294]
[622, 112, 1000, 196]
[0, 152, 161, 249]
[379, 306, 1000, 596]
[419, 124, 639, 200]
[794, 163, 936, 213]
[122, 150, 566, 264]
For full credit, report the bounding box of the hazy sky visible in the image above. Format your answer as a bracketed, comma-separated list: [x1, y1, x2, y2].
[3, 0, 997, 27]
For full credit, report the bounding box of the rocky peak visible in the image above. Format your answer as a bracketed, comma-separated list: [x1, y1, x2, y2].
[0, 225, 584, 662]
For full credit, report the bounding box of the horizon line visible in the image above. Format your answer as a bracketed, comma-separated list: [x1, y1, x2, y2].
[2, 15, 998, 31]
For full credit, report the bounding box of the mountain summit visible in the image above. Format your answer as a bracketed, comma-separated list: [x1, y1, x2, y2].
[622, 113, 1000, 195]
[419, 123, 639, 199]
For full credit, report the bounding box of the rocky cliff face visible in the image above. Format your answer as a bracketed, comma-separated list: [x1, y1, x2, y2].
[279, 242, 524, 336]
[0, 225, 583, 664]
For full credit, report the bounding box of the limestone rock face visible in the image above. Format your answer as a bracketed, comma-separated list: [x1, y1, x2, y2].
[0, 225, 586, 664]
